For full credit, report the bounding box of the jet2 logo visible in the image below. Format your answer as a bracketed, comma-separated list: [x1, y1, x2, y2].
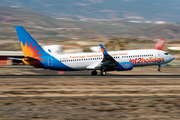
[129, 57, 164, 64]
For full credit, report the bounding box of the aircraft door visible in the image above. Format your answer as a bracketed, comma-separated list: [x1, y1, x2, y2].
[157, 51, 161, 57]
[48, 58, 53, 66]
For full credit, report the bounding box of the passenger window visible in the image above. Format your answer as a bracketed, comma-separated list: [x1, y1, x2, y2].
[164, 53, 168, 55]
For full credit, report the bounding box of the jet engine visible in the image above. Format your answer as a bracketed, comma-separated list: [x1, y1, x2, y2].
[116, 62, 133, 71]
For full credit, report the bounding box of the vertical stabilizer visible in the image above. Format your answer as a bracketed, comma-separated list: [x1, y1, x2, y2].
[154, 39, 166, 50]
[15, 26, 48, 61]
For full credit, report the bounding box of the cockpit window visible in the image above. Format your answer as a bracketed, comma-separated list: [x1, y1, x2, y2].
[164, 53, 169, 55]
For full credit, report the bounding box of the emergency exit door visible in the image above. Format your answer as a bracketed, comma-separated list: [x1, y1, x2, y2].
[48, 58, 53, 66]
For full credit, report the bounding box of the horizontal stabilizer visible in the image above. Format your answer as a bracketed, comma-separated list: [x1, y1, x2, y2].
[9, 57, 22, 61]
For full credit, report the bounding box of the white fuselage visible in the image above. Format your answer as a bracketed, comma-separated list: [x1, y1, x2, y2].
[48, 49, 174, 70]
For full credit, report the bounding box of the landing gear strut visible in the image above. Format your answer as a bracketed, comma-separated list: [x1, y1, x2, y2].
[100, 70, 107, 76]
[91, 70, 97, 76]
[158, 65, 162, 72]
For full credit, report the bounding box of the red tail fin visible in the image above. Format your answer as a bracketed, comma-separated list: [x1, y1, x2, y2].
[154, 39, 166, 50]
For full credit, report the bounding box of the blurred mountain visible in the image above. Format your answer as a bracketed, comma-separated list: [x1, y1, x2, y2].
[1, 6, 180, 41]
[123, 24, 180, 40]
[0, 6, 60, 28]
[0, 0, 180, 22]
[0, 6, 152, 41]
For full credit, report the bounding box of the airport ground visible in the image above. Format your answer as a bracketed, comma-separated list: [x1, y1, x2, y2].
[0, 66, 180, 120]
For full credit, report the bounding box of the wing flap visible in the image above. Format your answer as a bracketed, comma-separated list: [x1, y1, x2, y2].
[86, 62, 101, 70]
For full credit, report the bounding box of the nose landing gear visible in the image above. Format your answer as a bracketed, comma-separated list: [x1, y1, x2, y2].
[158, 65, 162, 72]
[158, 68, 162, 72]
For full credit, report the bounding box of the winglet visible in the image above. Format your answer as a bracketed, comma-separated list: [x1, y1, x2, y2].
[100, 44, 108, 56]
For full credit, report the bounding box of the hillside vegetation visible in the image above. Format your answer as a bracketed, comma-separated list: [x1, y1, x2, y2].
[124, 24, 180, 40]
[1, 6, 180, 42]
[0, 6, 152, 41]
[1, 0, 180, 22]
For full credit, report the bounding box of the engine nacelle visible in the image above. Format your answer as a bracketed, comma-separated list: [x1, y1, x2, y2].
[117, 62, 133, 71]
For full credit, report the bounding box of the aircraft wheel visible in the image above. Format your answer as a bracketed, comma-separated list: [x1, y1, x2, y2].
[101, 71, 107, 76]
[158, 68, 162, 72]
[91, 70, 97, 76]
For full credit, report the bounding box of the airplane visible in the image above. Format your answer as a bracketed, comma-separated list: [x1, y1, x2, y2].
[154, 39, 166, 50]
[15, 26, 175, 76]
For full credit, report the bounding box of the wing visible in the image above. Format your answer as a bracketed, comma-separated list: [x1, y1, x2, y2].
[86, 44, 133, 72]
[86, 61, 102, 70]
[86, 44, 118, 70]
[99, 44, 118, 68]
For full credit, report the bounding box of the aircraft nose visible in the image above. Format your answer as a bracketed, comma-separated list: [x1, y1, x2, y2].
[171, 55, 175, 61]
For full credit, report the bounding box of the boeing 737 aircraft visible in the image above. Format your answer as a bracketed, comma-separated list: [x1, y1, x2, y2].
[15, 26, 175, 76]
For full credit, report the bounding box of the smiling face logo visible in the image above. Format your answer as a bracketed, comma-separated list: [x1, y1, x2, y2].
[21, 41, 45, 61]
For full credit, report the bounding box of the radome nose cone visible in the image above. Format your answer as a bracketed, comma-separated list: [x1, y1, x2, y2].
[171, 56, 175, 60]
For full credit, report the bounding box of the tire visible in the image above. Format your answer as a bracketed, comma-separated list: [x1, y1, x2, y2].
[91, 71, 97, 75]
[158, 68, 162, 72]
[101, 71, 107, 76]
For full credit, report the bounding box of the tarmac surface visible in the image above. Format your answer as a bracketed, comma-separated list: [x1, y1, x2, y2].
[0, 74, 180, 78]
[0, 66, 180, 119]
[0, 65, 180, 78]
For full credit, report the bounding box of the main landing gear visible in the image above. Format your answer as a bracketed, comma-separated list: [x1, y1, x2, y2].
[158, 65, 162, 72]
[91, 70, 97, 76]
[100, 70, 107, 76]
[91, 70, 107, 76]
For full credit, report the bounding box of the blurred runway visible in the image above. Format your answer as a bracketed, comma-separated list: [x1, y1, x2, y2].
[0, 74, 180, 78]
[0, 65, 180, 78]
